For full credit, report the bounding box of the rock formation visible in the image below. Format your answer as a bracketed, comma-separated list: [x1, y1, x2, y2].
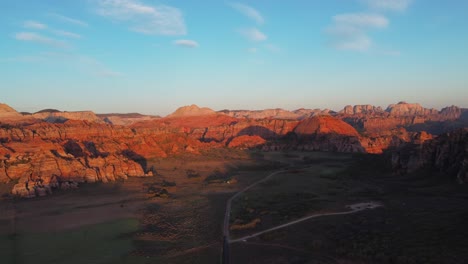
[0, 103, 28, 122]
[1, 102, 467, 197]
[167, 104, 216, 117]
[219, 108, 331, 120]
[391, 129, 467, 183]
[98, 113, 161, 126]
[33, 110, 104, 123]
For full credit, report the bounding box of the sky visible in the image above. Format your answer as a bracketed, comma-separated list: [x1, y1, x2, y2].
[0, 0, 467, 115]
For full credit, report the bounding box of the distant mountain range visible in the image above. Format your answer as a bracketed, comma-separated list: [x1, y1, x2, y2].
[0, 101, 466, 198]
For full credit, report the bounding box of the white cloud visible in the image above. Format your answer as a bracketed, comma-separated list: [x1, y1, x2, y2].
[360, 0, 412, 12]
[23, 21, 47, 30]
[173, 39, 199, 48]
[95, 0, 186, 35]
[333, 13, 389, 28]
[325, 13, 389, 52]
[324, 0, 412, 53]
[229, 2, 264, 24]
[238, 28, 267, 42]
[52, 30, 82, 39]
[247, 47, 257, 53]
[14, 32, 69, 48]
[326, 25, 372, 51]
[48, 13, 89, 27]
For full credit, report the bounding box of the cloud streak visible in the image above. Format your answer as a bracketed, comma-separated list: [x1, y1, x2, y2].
[23, 21, 47, 30]
[333, 13, 388, 28]
[52, 30, 82, 39]
[325, 13, 389, 52]
[14, 32, 69, 48]
[173, 39, 199, 48]
[95, 0, 186, 35]
[324, 0, 412, 52]
[360, 0, 412, 12]
[229, 2, 264, 24]
[238, 28, 267, 42]
[48, 13, 89, 27]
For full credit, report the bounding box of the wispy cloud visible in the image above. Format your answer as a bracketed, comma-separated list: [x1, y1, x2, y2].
[238, 28, 267, 42]
[360, 0, 412, 12]
[325, 13, 388, 52]
[23, 20, 47, 30]
[52, 30, 82, 39]
[95, 0, 186, 35]
[324, 0, 412, 52]
[325, 25, 372, 51]
[48, 13, 89, 27]
[247, 47, 257, 53]
[14, 32, 69, 48]
[333, 13, 389, 28]
[229, 2, 264, 24]
[173, 39, 199, 48]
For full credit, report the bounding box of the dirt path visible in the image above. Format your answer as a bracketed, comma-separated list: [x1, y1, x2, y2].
[221, 165, 382, 263]
[223, 169, 287, 241]
[222, 169, 287, 263]
[230, 202, 382, 243]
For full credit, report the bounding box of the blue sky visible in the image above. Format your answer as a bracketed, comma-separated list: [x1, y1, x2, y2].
[0, 0, 467, 115]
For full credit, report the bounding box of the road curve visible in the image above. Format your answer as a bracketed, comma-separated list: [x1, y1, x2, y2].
[222, 169, 288, 263]
[221, 165, 382, 263]
[230, 202, 382, 243]
[223, 169, 287, 241]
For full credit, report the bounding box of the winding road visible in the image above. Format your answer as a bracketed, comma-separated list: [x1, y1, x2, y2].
[221, 167, 382, 263]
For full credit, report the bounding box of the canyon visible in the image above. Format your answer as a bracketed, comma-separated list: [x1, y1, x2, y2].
[0, 102, 467, 198]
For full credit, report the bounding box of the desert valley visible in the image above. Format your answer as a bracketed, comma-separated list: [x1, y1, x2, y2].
[0, 101, 467, 263]
[2, 1, 468, 263]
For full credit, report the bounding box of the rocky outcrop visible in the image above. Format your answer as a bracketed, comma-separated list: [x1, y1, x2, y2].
[391, 129, 468, 183]
[33, 110, 103, 123]
[291, 116, 365, 153]
[0, 121, 156, 198]
[167, 104, 216, 117]
[98, 113, 161, 126]
[294, 116, 359, 137]
[339, 102, 466, 134]
[1, 102, 466, 197]
[385, 101, 438, 116]
[228, 135, 266, 149]
[0, 103, 26, 121]
[340, 105, 383, 115]
[219, 108, 331, 120]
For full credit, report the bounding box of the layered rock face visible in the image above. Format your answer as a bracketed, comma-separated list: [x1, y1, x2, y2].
[339, 102, 467, 134]
[0, 121, 157, 198]
[341, 105, 383, 115]
[32, 110, 104, 123]
[167, 104, 216, 117]
[391, 129, 468, 183]
[98, 113, 161, 126]
[219, 108, 331, 120]
[1, 102, 466, 197]
[290, 116, 365, 153]
[0, 103, 30, 122]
